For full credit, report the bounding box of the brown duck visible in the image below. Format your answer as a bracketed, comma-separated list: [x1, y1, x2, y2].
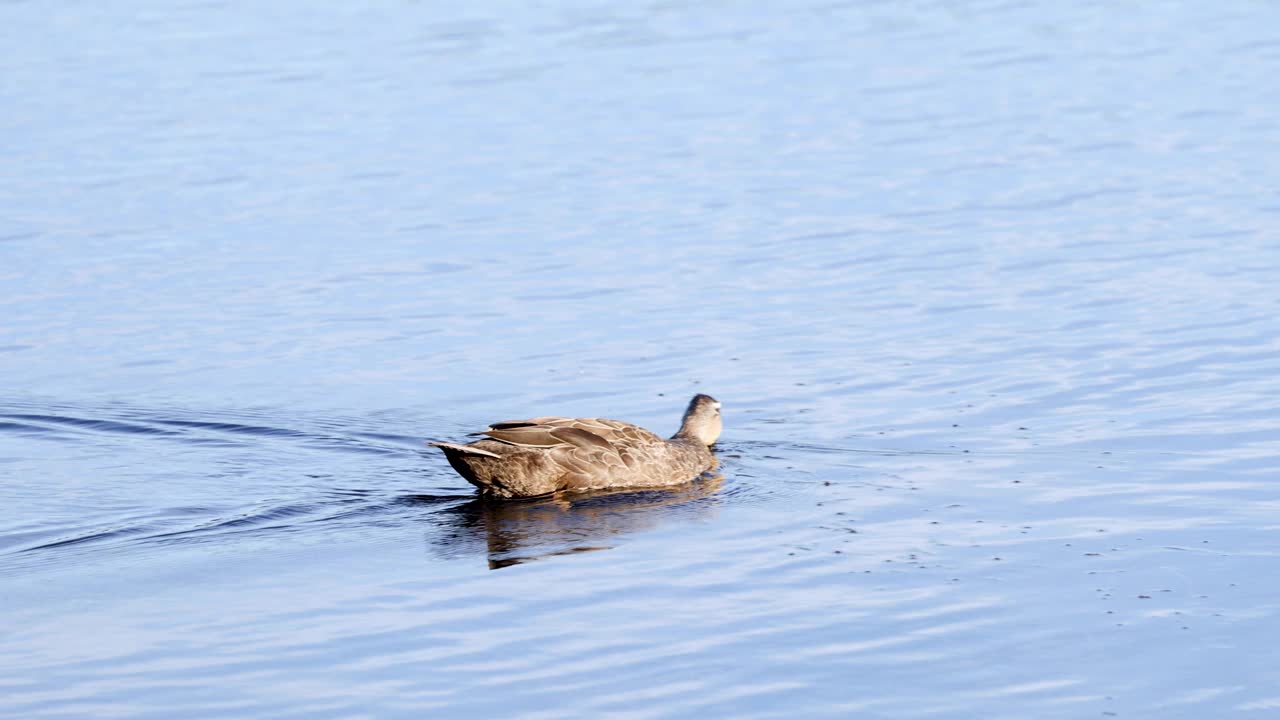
[429, 394, 722, 498]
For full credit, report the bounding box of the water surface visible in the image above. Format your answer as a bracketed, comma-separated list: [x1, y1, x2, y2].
[4, 1, 1280, 717]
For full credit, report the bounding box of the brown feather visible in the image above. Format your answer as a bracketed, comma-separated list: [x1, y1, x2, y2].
[548, 427, 614, 452]
[479, 425, 573, 447]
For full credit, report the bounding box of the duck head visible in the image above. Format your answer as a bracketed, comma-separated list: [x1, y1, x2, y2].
[677, 393, 722, 446]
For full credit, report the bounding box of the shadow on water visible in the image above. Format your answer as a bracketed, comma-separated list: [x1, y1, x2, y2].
[412, 474, 725, 569]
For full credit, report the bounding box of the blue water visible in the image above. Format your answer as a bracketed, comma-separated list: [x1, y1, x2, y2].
[4, 1, 1280, 717]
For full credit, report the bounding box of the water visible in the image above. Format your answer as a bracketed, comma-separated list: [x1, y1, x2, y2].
[4, 1, 1280, 717]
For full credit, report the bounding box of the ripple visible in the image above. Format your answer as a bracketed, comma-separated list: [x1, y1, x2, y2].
[146, 418, 312, 438]
[0, 413, 182, 436]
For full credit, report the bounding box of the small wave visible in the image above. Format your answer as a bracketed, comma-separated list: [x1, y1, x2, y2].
[0, 421, 64, 434]
[146, 418, 311, 438]
[144, 502, 321, 543]
[0, 413, 181, 436]
[349, 431, 429, 446]
[300, 438, 410, 457]
[20, 522, 167, 554]
[2, 406, 422, 459]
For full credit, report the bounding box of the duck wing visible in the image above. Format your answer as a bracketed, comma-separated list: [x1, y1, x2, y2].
[483, 416, 563, 431]
[476, 417, 640, 490]
[537, 417, 663, 443]
[480, 417, 661, 444]
[478, 423, 614, 451]
[542, 417, 666, 472]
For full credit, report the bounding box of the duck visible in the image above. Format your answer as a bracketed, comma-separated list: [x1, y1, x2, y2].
[429, 394, 722, 498]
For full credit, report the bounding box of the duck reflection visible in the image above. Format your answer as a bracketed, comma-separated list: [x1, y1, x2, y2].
[424, 473, 724, 569]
